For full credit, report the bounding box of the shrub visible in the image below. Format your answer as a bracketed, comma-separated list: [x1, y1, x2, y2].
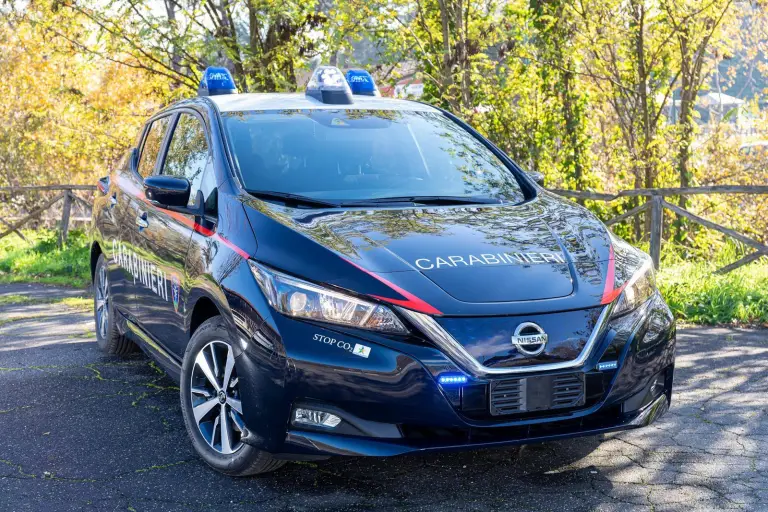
[0, 229, 90, 287]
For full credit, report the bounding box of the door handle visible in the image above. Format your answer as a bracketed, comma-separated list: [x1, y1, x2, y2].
[135, 211, 149, 229]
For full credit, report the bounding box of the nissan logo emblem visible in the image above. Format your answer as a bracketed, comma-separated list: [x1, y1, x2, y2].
[511, 322, 548, 356]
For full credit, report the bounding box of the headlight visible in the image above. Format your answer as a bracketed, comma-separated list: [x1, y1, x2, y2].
[610, 233, 657, 317]
[613, 260, 656, 316]
[248, 261, 408, 335]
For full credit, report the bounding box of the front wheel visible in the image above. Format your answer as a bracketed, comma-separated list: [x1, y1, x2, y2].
[179, 316, 286, 476]
[93, 254, 135, 355]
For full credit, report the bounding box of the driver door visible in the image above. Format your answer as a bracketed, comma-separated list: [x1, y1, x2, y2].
[132, 111, 216, 356]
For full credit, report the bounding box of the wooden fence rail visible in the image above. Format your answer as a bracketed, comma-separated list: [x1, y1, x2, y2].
[549, 185, 768, 274]
[550, 185, 768, 201]
[0, 186, 96, 248]
[0, 184, 765, 274]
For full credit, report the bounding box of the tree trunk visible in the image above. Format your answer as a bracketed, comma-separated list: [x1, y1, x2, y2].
[163, 0, 182, 89]
[218, 0, 245, 90]
[435, 0, 455, 109]
[673, 25, 696, 244]
[632, 0, 655, 240]
[561, 64, 585, 201]
[456, 0, 471, 109]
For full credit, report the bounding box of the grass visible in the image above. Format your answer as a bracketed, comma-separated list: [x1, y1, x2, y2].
[58, 297, 92, 311]
[0, 294, 91, 313]
[657, 262, 768, 326]
[0, 229, 90, 288]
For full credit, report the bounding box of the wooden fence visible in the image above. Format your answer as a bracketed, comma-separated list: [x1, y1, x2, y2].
[0, 184, 766, 274]
[550, 185, 768, 274]
[0, 185, 96, 248]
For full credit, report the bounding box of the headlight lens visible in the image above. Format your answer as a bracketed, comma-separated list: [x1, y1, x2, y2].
[609, 233, 657, 317]
[249, 261, 408, 334]
[613, 260, 656, 316]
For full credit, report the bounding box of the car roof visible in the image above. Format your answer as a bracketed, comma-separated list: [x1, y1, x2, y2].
[208, 92, 440, 113]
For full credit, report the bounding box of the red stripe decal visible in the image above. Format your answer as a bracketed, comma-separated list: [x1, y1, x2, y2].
[600, 245, 624, 305]
[120, 177, 250, 259]
[214, 233, 250, 259]
[344, 259, 443, 315]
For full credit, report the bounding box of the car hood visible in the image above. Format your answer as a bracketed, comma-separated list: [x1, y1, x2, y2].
[242, 192, 614, 316]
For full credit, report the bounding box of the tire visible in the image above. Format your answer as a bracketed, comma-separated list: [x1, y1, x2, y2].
[179, 316, 286, 476]
[93, 254, 135, 355]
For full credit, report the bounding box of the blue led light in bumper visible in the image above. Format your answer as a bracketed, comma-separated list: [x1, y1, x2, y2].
[438, 373, 468, 385]
[598, 361, 618, 371]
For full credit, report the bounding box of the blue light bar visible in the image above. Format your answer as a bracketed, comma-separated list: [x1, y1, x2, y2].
[198, 67, 238, 97]
[598, 361, 618, 371]
[438, 373, 468, 385]
[306, 65, 353, 105]
[345, 69, 380, 96]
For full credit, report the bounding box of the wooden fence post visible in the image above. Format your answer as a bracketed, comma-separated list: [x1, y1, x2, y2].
[649, 197, 663, 270]
[58, 190, 72, 248]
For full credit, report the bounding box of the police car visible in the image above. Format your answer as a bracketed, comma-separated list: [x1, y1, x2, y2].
[90, 66, 675, 475]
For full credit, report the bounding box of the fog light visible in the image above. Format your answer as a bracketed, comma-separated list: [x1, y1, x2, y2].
[598, 361, 618, 371]
[438, 373, 468, 385]
[294, 408, 342, 428]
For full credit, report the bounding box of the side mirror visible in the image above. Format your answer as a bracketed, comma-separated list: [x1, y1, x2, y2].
[526, 170, 545, 186]
[144, 175, 191, 208]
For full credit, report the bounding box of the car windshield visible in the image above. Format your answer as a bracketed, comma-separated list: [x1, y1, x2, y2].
[221, 109, 527, 205]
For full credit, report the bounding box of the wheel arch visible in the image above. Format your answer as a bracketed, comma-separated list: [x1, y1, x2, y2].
[90, 241, 103, 281]
[188, 294, 223, 340]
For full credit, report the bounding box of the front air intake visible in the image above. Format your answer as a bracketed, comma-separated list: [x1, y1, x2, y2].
[489, 378, 526, 415]
[489, 373, 585, 416]
[552, 374, 585, 408]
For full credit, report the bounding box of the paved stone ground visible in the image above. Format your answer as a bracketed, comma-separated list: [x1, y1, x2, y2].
[0, 284, 766, 512]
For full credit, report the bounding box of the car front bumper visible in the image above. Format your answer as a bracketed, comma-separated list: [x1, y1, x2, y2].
[283, 392, 671, 457]
[232, 293, 676, 459]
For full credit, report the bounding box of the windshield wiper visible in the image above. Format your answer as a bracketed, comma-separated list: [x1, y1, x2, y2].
[246, 190, 339, 208]
[341, 195, 503, 207]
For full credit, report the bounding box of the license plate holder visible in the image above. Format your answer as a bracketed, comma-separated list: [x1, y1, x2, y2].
[490, 373, 585, 416]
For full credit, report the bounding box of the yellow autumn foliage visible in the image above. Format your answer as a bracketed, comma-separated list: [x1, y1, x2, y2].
[0, 18, 176, 187]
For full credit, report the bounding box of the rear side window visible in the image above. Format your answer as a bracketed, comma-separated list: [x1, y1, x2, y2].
[137, 117, 171, 178]
[162, 113, 214, 208]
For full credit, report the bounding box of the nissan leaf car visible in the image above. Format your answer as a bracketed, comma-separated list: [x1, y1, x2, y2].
[89, 66, 675, 476]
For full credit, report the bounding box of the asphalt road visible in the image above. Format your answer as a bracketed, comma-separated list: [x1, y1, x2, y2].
[0, 284, 766, 512]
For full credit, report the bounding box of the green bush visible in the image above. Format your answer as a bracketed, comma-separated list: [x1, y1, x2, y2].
[657, 262, 768, 326]
[0, 229, 90, 288]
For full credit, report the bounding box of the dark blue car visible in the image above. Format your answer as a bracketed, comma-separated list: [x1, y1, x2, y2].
[90, 66, 675, 475]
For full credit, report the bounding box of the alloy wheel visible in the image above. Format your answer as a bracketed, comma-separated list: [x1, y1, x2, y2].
[190, 341, 245, 454]
[95, 264, 109, 339]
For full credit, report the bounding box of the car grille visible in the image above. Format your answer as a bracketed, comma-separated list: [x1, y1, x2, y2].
[489, 378, 526, 415]
[552, 374, 584, 408]
[489, 373, 585, 416]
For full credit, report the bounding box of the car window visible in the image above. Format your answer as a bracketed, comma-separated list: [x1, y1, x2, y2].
[221, 109, 527, 204]
[137, 117, 171, 179]
[162, 113, 214, 208]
